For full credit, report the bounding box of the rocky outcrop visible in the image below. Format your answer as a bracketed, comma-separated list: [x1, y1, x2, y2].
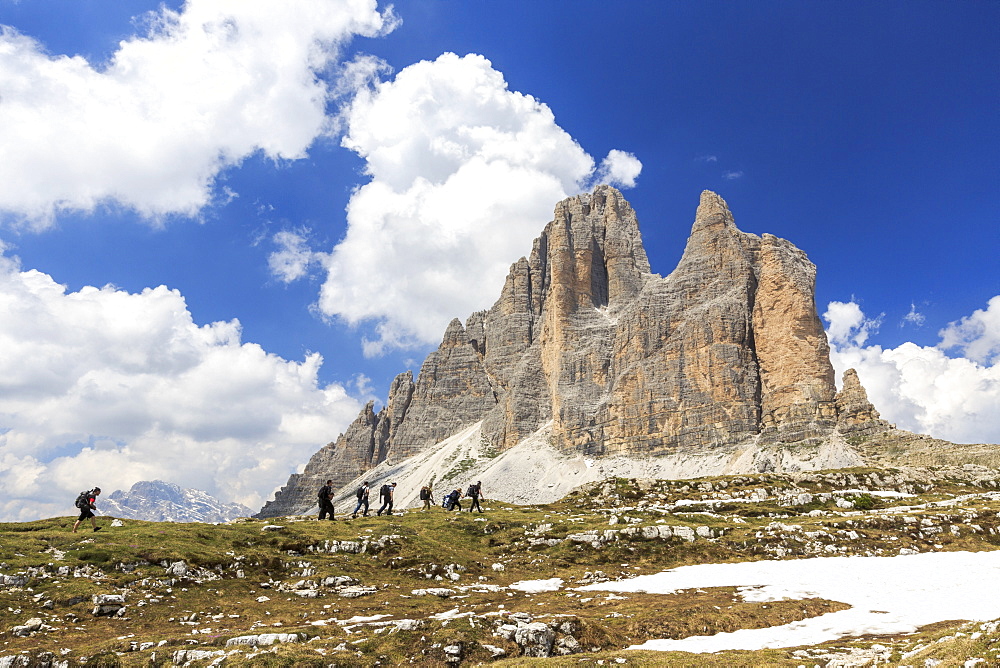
[836, 368, 889, 436]
[260, 321, 496, 516]
[752, 232, 839, 441]
[258, 187, 887, 517]
[390, 319, 498, 459]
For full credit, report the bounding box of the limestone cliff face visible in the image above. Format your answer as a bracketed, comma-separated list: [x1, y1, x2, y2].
[390, 318, 497, 459]
[481, 188, 651, 451]
[258, 187, 885, 517]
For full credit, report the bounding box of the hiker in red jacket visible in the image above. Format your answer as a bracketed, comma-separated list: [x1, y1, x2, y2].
[72, 487, 102, 533]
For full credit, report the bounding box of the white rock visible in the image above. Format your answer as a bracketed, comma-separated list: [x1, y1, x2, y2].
[411, 588, 455, 598]
[514, 622, 555, 658]
[171, 649, 225, 663]
[165, 561, 189, 577]
[226, 632, 304, 647]
[672, 526, 696, 541]
[481, 643, 507, 658]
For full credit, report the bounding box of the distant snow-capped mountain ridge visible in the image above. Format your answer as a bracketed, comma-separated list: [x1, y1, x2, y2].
[100, 480, 251, 523]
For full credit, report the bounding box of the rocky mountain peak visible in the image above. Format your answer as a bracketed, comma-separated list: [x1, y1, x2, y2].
[692, 189, 738, 232]
[103, 480, 251, 523]
[258, 188, 889, 517]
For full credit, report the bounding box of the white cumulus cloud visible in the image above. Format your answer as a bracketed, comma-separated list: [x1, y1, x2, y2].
[938, 295, 1000, 365]
[0, 0, 397, 226]
[594, 149, 642, 188]
[314, 52, 642, 354]
[0, 249, 362, 521]
[824, 298, 1000, 445]
[824, 300, 882, 347]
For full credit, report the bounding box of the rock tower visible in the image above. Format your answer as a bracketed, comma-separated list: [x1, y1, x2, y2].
[259, 188, 883, 516]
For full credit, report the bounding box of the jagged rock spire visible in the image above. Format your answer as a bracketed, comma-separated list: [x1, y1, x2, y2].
[836, 368, 889, 436]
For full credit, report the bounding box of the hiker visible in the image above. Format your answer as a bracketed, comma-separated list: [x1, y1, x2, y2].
[317, 479, 336, 521]
[444, 488, 463, 511]
[466, 480, 484, 513]
[351, 482, 371, 518]
[376, 482, 397, 516]
[72, 487, 102, 533]
[419, 483, 435, 511]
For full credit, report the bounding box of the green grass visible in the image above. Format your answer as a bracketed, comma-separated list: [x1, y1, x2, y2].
[2, 467, 999, 665]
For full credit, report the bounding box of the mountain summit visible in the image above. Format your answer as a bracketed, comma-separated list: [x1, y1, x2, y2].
[259, 188, 886, 516]
[103, 480, 252, 523]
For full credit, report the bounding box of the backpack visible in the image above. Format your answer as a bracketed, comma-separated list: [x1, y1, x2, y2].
[318, 485, 329, 500]
[419, 486, 429, 500]
[74, 491, 90, 509]
[356, 486, 365, 500]
[380, 484, 391, 499]
[467, 485, 477, 497]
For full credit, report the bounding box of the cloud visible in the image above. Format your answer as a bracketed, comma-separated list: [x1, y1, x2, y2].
[313, 52, 642, 354]
[268, 228, 322, 283]
[824, 300, 883, 347]
[824, 298, 1000, 445]
[696, 155, 718, 163]
[593, 149, 642, 188]
[722, 170, 744, 180]
[938, 295, 1000, 365]
[0, 0, 397, 226]
[901, 302, 926, 328]
[0, 250, 362, 521]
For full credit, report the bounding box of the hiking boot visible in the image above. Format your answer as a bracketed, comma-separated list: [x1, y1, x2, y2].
[94, 527, 101, 532]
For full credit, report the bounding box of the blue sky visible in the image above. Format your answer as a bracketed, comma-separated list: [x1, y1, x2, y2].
[0, 1, 997, 520]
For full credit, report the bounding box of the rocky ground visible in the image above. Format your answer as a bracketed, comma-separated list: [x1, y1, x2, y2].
[3, 465, 1000, 667]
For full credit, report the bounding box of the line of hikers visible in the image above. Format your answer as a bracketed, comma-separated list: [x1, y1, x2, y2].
[316, 480, 484, 520]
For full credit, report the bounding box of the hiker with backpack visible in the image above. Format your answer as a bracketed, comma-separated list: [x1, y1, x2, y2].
[376, 482, 397, 516]
[419, 483, 435, 511]
[466, 481, 484, 513]
[444, 488, 463, 511]
[317, 479, 336, 521]
[351, 482, 370, 518]
[72, 487, 101, 533]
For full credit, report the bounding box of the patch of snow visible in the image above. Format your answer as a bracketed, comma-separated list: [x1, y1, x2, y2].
[337, 614, 391, 625]
[430, 608, 474, 620]
[838, 489, 915, 498]
[510, 578, 564, 593]
[579, 551, 1000, 652]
